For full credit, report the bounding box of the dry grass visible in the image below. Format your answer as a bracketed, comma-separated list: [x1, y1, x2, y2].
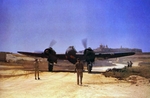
[103, 66, 150, 79]
[103, 59, 150, 80]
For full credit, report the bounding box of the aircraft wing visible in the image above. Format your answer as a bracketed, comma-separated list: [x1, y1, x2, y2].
[95, 52, 135, 59]
[18, 51, 135, 60]
[56, 54, 67, 60]
[18, 51, 47, 58]
[72, 52, 135, 60]
[18, 51, 68, 60]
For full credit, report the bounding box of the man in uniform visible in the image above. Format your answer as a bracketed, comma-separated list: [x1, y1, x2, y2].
[130, 61, 133, 67]
[34, 59, 40, 80]
[75, 58, 84, 85]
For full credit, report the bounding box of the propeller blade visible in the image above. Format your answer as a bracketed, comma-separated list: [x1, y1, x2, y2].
[82, 38, 87, 49]
[49, 40, 57, 47]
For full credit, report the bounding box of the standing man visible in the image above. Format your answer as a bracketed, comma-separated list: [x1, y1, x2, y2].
[34, 59, 40, 80]
[127, 61, 130, 67]
[130, 61, 133, 67]
[75, 58, 84, 85]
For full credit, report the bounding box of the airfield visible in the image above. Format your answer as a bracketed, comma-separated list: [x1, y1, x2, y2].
[0, 53, 150, 98]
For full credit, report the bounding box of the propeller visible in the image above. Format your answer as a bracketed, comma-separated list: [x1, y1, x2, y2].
[34, 40, 57, 53]
[49, 40, 57, 48]
[82, 38, 87, 49]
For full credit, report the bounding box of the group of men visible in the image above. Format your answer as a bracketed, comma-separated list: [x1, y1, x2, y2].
[34, 58, 84, 85]
[127, 61, 133, 67]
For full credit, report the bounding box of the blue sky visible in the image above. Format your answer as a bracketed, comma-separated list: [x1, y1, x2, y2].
[0, 0, 150, 53]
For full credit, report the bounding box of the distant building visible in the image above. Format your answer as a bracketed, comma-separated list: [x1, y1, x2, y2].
[0, 52, 11, 62]
[78, 44, 142, 53]
[93, 45, 142, 53]
[0, 52, 36, 62]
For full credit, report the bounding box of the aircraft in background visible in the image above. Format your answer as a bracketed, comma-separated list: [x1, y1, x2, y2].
[18, 39, 135, 73]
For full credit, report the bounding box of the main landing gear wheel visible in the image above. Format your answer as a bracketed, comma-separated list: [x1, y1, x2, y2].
[87, 62, 93, 73]
[48, 63, 54, 72]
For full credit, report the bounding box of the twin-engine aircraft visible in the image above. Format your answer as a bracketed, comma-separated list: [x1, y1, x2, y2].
[18, 40, 135, 73]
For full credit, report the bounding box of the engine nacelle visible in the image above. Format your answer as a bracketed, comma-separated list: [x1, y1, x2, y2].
[44, 47, 57, 63]
[84, 47, 95, 63]
[65, 46, 77, 64]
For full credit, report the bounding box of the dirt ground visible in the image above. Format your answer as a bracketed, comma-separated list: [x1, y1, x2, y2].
[0, 71, 150, 98]
[0, 55, 150, 98]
